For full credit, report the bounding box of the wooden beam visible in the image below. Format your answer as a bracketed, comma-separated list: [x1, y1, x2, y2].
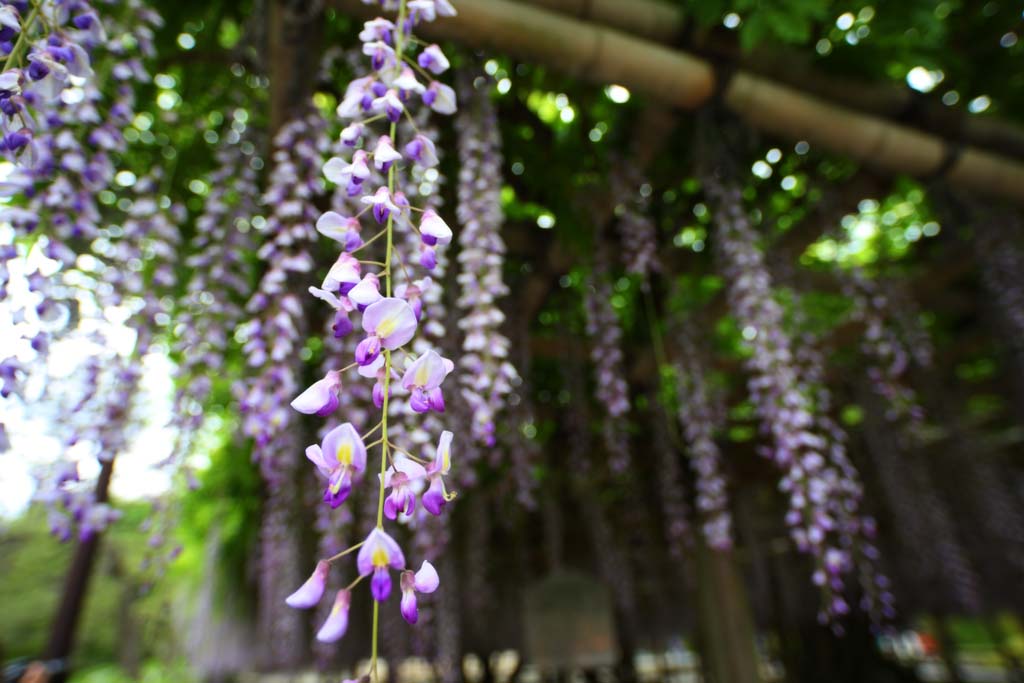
[334, 0, 1024, 205]
[520, 0, 1024, 162]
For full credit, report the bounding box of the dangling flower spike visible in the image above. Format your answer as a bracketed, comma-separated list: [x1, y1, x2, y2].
[284, 3, 460, 678]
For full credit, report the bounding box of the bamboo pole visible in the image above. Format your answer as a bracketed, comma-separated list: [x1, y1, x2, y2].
[334, 0, 1024, 204]
[520, 0, 1024, 161]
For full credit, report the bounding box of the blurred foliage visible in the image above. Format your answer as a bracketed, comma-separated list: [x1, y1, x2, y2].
[0, 504, 184, 672]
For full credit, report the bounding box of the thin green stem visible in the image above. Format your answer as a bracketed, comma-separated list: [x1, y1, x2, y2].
[351, 227, 388, 255]
[325, 540, 365, 564]
[361, 421, 384, 440]
[370, 3, 406, 679]
[3, 2, 42, 72]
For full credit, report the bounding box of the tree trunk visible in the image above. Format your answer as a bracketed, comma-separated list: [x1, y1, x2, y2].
[695, 544, 764, 683]
[42, 458, 115, 683]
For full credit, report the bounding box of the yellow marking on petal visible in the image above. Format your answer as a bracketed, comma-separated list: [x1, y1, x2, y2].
[442, 448, 450, 471]
[415, 363, 430, 386]
[372, 546, 390, 567]
[336, 442, 353, 465]
[377, 315, 398, 338]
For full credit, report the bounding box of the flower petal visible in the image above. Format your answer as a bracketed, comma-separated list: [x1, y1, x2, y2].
[291, 371, 341, 416]
[286, 560, 329, 608]
[321, 423, 367, 474]
[414, 560, 439, 593]
[316, 590, 351, 642]
[362, 297, 418, 349]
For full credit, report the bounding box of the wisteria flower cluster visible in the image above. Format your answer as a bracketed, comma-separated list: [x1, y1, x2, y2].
[172, 115, 260, 462]
[708, 171, 857, 622]
[610, 162, 661, 281]
[843, 271, 926, 427]
[583, 254, 632, 474]
[455, 76, 518, 449]
[674, 332, 732, 551]
[0, 0, 159, 432]
[238, 111, 328, 486]
[284, 0, 459, 672]
[0, 0, 106, 162]
[793, 326, 895, 626]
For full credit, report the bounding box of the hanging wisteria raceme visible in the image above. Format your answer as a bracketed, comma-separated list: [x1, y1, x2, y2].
[234, 110, 328, 667]
[238, 110, 327, 483]
[843, 271, 926, 427]
[706, 168, 855, 622]
[793, 328, 895, 627]
[0, 0, 107, 163]
[860, 385, 984, 615]
[283, 2, 459, 675]
[0, 1, 160, 431]
[649, 404, 692, 560]
[171, 116, 260, 463]
[503, 314, 540, 508]
[673, 331, 732, 551]
[583, 252, 632, 474]
[455, 73, 518, 449]
[34, 170, 181, 543]
[610, 160, 661, 281]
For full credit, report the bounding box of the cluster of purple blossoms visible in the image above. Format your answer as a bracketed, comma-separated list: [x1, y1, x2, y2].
[793, 327, 896, 626]
[674, 333, 732, 551]
[0, 0, 156, 341]
[283, 0, 459, 667]
[610, 162, 661, 281]
[583, 256, 632, 474]
[454, 76, 518, 448]
[35, 169, 180, 543]
[0, 0, 105, 162]
[235, 113, 329, 661]
[238, 111, 328, 482]
[843, 271, 926, 426]
[651, 403, 692, 560]
[172, 116, 260, 460]
[708, 173, 855, 621]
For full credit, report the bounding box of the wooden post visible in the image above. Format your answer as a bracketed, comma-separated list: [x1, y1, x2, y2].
[695, 544, 765, 683]
[42, 459, 115, 683]
[268, 0, 323, 134]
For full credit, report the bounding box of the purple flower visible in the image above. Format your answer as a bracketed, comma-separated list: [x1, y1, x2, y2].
[356, 528, 406, 602]
[355, 297, 418, 365]
[417, 45, 450, 74]
[349, 273, 384, 309]
[399, 560, 440, 624]
[286, 560, 330, 608]
[291, 370, 343, 416]
[400, 349, 453, 413]
[316, 211, 362, 251]
[340, 122, 364, 147]
[383, 455, 427, 519]
[393, 67, 425, 95]
[362, 186, 400, 225]
[422, 430, 453, 515]
[373, 135, 402, 171]
[419, 209, 452, 246]
[423, 81, 456, 114]
[306, 423, 367, 507]
[358, 18, 395, 44]
[404, 134, 438, 168]
[374, 88, 404, 122]
[362, 40, 396, 71]
[316, 589, 352, 642]
[323, 253, 362, 294]
[419, 245, 437, 270]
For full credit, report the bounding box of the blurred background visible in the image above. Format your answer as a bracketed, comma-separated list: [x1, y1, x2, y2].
[2, 0, 1024, 682]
